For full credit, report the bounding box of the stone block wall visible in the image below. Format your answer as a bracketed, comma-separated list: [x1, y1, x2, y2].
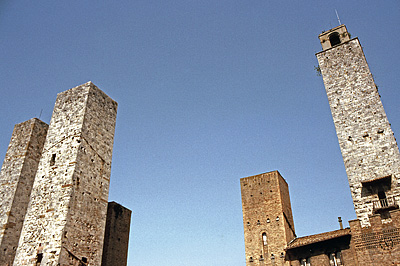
[101, 202, 132, 266]
[316, 32, 400, 227]
[0, 119, 48, 266]
[241, 171, 295, 266]
[13, 82, 118, 266]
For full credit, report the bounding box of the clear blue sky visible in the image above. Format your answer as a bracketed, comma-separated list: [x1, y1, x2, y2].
[1, 1, 399, 265]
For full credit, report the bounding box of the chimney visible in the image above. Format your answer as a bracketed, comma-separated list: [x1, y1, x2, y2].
[338, 217, 343, 229]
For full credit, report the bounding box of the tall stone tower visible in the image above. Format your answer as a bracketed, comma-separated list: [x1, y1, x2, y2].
[316, 25, 400, 227]
[241, 171, 296, 266]
[0, 119, 48, 265]
[13, 82, 118, 265]
[101, 202, 132, 266]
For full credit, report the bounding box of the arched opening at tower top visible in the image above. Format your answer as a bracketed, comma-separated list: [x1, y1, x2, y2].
[329, 32, 341, 47]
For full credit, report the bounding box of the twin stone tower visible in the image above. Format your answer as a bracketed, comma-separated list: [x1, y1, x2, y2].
[0, 83, 130, 266]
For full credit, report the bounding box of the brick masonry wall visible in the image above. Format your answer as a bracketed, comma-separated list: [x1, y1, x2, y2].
[241, 171, 295, 266]
[101, 202, 132, 266]
[0, 119, 48, 266]
[13, 82, 117, 266]
[350, 209, 400, 265]
[316, 37, 400, 227]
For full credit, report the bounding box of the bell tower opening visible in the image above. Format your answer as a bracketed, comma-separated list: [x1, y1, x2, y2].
[318, 24, 350, 50]
[329, 32, 341, 46]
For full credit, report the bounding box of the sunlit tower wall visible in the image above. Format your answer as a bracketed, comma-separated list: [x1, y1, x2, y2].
[241, 171, 296, 266]
[14, 82, 118, 265]
[316, 25, 400, 227]
[0, 119, 48, 265]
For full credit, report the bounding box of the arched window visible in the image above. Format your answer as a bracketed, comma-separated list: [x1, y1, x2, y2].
[262, 232, 267, 246]
[329, 32, 341, 47]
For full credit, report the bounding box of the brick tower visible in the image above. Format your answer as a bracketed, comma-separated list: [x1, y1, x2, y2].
[13, 82, 118, 265]
[0, 119, 48, 265]
[241, 171, 296, 266]
[316, 25, 400, 227]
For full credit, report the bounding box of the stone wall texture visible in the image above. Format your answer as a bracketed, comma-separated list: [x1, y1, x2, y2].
[241, 171, 295, 266]
[316, 34, 400, 227]
[101, 202, 132, 266]
[0, 119, 48, 266]
[13, 82, 118, 266]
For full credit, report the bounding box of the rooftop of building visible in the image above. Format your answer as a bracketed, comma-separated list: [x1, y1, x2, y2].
[286, 228, 351, 250]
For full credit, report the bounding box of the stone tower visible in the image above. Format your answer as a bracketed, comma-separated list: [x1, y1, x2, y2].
[0, 119, 48, 265]
[101, 202, 132, 266]
[316, 25, 400, 227]
[241, 171, 296, 266]
[13, 82, 118, 265]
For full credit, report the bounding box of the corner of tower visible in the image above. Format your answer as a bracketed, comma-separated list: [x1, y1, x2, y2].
[318, 24, 351, 51]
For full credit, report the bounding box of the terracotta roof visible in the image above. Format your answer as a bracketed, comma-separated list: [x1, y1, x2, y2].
[286, 228, 351, 250]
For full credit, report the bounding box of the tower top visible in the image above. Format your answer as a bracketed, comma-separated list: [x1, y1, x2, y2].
[318, 24, 351, 51]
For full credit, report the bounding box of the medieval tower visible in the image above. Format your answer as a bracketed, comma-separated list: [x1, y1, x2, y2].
[0, 119, 48, 265]
[242, 25, 400, 265]
[241, 171, 296, 266]
[12, 82, 118, 265]
[316, 25, 400, 227]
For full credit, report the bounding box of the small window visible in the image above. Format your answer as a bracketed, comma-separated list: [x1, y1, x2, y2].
[36, 253, 43, 266]
[329, 32, 341, 47]
[262, 233, 267, 245]
[249, 256, 254, 262]
[50, 154, 56, 166]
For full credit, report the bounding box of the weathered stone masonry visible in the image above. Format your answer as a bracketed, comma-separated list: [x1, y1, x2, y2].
[13, 82, 118, 266]
[316, 25, 400, 227]
[0, 119, 48, 266]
